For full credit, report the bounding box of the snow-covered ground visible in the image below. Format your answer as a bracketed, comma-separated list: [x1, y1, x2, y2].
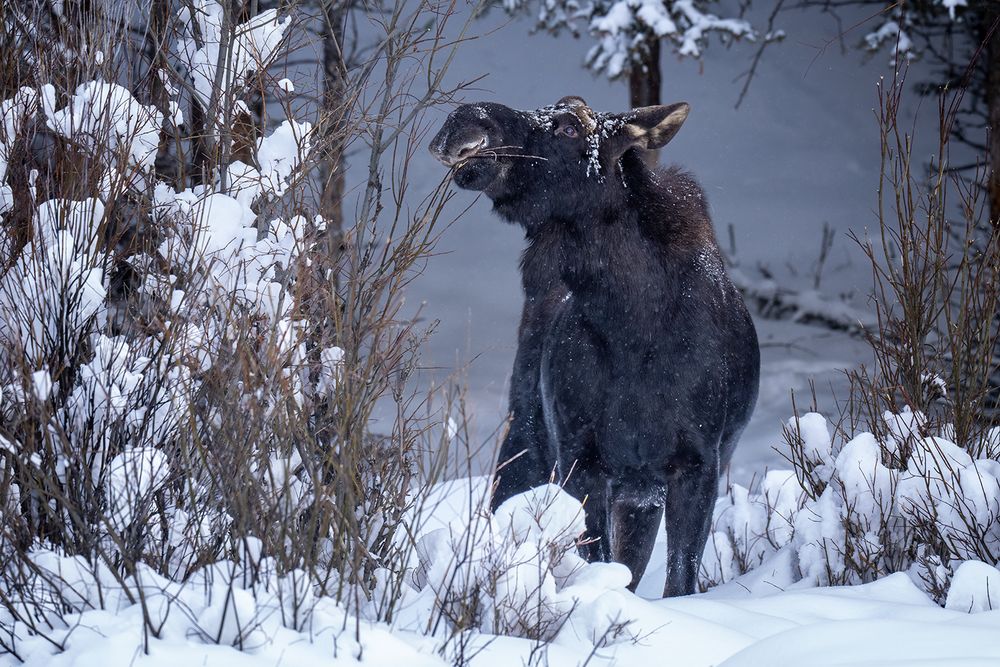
[14, 568, 1000, 666]
[8, 474, 1000, 667]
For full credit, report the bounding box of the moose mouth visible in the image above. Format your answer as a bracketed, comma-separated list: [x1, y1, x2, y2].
[427, 133, 497, 191]
[450, 155, 501, 192]
[445, 137, 488, 167]
[429, 119, 528, 193]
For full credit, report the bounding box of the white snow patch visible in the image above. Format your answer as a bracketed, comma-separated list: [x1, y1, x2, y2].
[45, 80, 163, 169]
[168, 100, 184, 127]
[31, 369, 52, 400]
[945, 560, 1000, 612]
[176, 2, 291, 110]
[106, 446, 170, 529]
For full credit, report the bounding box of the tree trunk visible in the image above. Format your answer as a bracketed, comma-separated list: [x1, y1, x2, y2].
[149, 0, 177, 185]
[986, 5, 1000, 227]
[978, 5, 1000, 418]
[629, 36, 661, 108]
[320, 1, 348, 248]
[299, 1, 347, 343]
[306, 1, 351, 444]
[628, 35, 661, 165]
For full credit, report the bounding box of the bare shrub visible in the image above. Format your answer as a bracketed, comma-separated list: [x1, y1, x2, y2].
[701, 67, 1000, 600]
[0, 0, 476, 654]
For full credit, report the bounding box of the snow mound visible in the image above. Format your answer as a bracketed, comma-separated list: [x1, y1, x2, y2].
[945, 560, 1000, 612]
[408, 484, 632, 641]
[5, 483, 1000, 667]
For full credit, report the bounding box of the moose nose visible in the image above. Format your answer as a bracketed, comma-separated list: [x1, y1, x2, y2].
[429, 129, 488, 167]
[456, 137, 487, 161]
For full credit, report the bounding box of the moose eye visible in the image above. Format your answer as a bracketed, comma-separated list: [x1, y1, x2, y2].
[559, 125, 578, 138]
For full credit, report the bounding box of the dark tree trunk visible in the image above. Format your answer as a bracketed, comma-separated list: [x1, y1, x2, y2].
[149, 0, 177, 185]
[629, 36, 661, 109]
[320, 1, 348, 248]
[306, 1, 351, 443]
[189, 98, 211, 185]
[303, 0, 348, 344]
[984, 5, 1000, 418]
[986, 5, 1000, 227]
[629, 35, 661, 165]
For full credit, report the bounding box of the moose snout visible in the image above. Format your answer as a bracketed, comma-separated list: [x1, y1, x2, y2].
[429, 124, 489, 167]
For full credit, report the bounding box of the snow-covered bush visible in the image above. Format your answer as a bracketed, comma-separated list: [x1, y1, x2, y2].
[368, 482, 642, 662]
[704, 74, 1000, 606]
[0, 0, 317, 576]
[413, 484, 591, 639]
[0, 0, 470, 653]
[704, 410, 1000, 600]
[0, 483, 648, 663]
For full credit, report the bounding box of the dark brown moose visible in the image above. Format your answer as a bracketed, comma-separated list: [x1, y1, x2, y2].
[430, 97, 760, 597]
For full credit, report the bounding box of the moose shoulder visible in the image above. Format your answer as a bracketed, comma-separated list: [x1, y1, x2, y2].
[429, 97, 760, 597]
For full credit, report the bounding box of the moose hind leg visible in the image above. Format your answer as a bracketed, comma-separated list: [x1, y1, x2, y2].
[663, 454, 719, 597]
[611, 498, 662, 592]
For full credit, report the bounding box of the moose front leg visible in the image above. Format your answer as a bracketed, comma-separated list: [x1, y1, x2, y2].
[611, 498, 662, 591]
[563, 464, 612, 562]
[663, 450, 719, 597]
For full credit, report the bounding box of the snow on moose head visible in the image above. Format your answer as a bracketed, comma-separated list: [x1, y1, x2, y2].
[428, 96, 690, 225]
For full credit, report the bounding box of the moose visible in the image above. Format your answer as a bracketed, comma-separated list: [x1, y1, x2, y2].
[429, 97, 759, 597]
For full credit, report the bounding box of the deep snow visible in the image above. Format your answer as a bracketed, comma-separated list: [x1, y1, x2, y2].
[14, 572, 1000, 666]
[7, 476, 1000, 667]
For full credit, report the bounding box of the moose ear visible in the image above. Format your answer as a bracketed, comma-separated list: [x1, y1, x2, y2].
[606, 102, 690, 159]
[629, 102, 690, 149]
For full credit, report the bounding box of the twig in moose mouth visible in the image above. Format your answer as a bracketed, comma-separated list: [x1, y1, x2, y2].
[452, 145, 548, 170]
[480, 152, 549, 161]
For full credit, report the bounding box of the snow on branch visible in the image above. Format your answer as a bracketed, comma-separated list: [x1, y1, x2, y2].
[176, 0, 291, 110]
[727, 263, 876, 334]
[863, 1, 969, 66]
[509, 0, 761, 79]
[940, 0, 968, 21]
[864, 20, 914, 66]
[43, 81, 164, 171]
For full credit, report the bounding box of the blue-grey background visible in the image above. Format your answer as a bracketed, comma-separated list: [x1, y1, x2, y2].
[341, 3, 940, 481]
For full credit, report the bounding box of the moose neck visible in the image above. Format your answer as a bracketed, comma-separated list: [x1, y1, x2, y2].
[519, 153, 702, 328]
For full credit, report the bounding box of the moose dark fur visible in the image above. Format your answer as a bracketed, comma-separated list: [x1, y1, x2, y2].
[429, 97, 760, 597]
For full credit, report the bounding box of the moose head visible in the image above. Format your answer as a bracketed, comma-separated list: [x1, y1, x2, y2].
[428, 97, 690, 226]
